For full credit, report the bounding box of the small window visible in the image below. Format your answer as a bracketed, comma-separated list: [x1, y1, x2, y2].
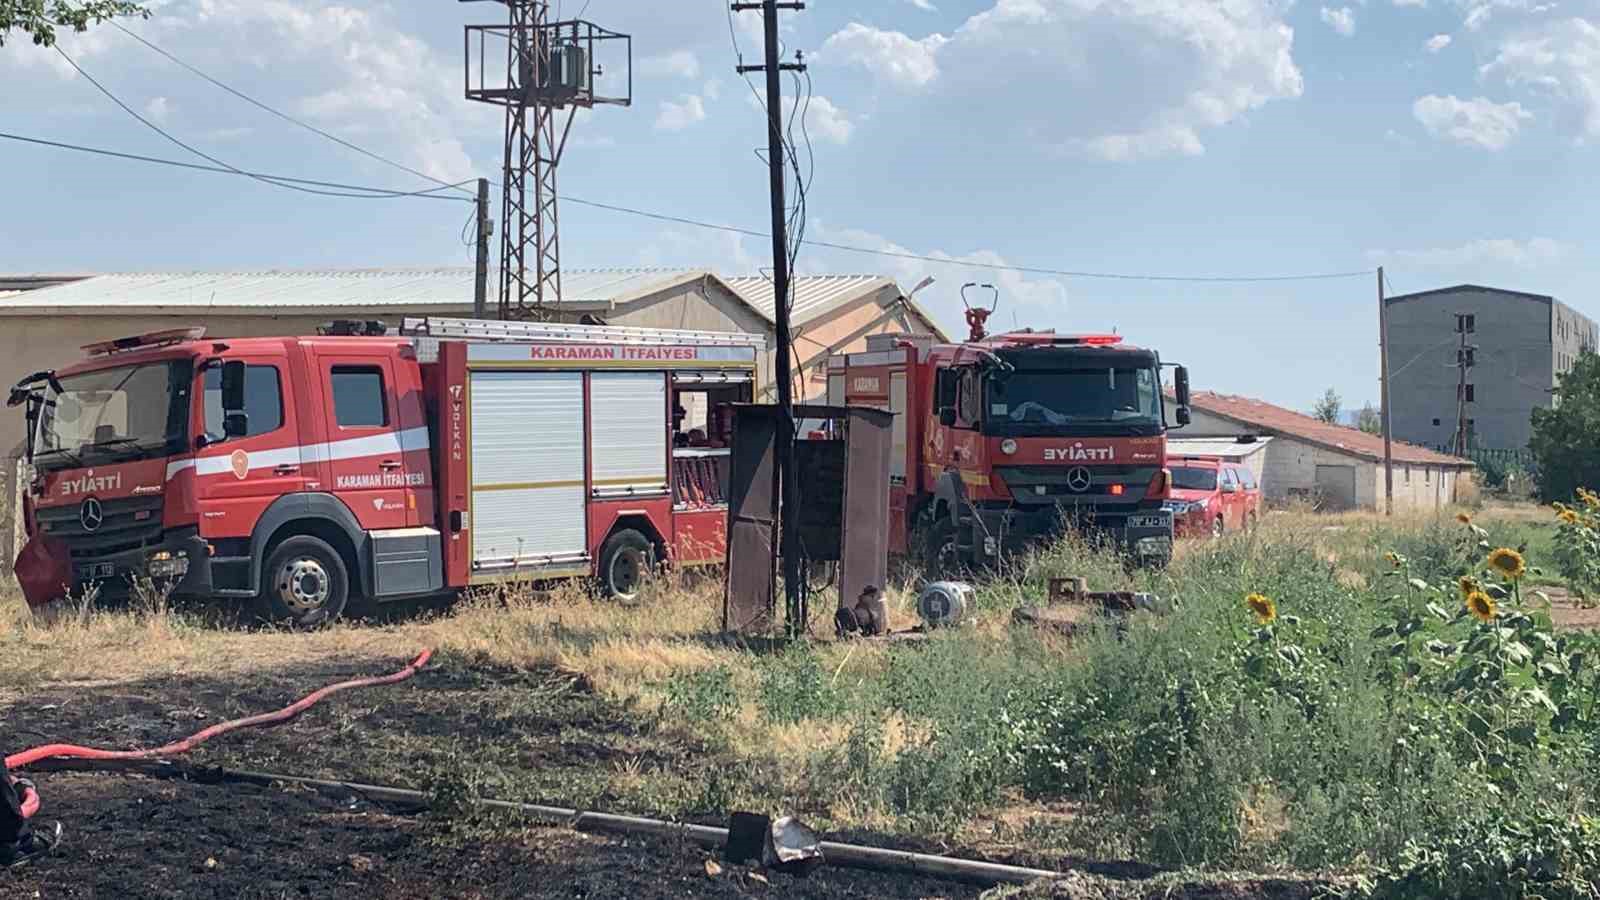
[1458, 314, 1475, 334]
[935, 369, 959, 412]
[331, 366, 388, 428]
[1404, 466, 1411, 484]
[1432, 417, 1442, 427]
[1463, 384, 1475, 403]
[1425, 467, 1431, 483]
[203, 364, 283, 439]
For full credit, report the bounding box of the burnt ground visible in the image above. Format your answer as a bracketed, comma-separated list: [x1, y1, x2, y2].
[0, 655, 1335, 900]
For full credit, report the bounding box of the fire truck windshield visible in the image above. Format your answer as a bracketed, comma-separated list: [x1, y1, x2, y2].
[33, 360, 192, 470]
[985, 365, 1162, 436]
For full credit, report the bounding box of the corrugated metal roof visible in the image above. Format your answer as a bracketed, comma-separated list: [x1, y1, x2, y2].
[1168, 437, 1273, 460]
[1186, 391, 1472, 468]
[723, 274, 893, 325]
[0, 268, 710, 313]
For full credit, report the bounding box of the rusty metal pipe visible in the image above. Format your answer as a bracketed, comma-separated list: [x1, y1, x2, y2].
[208, 768, 1065, 886]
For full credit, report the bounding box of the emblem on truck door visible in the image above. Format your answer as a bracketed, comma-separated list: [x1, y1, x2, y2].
[79, 497, 104, 533]
[230, 450, 250, 480]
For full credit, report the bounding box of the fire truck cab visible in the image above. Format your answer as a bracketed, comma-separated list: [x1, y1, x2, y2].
[828, 327, 1191, 574]
[9, 318, 761, 625]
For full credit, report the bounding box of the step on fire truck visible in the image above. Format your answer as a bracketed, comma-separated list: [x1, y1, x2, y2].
[826, 287, 1192, 574]
[8, 317, 763, 625]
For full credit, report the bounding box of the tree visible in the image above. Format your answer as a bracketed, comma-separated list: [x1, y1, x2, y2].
[0, 1, 146, 48]
[1312, 388, 1342, 425]
[1530, 351, 1600, 501]
[1356, 403, 1382, 435]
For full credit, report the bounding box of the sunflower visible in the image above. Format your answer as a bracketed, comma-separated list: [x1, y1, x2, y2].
[1465, 590, 1497, 623]
[1486, 547, 1527, 581]
[1456, 512, 1473, 525]
[1457, 575, 1479, 601]
[1579, 487, 1600, 510]
[1245, 592, 1277, 625]
[1560, 508, 1581, 526]
[1384, 551, 1402, 568]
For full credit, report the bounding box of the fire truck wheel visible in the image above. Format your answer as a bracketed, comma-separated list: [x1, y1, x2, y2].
[599, 529, 654, 603]
[1211, 515, 1225, 539]
[258, 536, 349, 628]
[923, 518, 963, 582]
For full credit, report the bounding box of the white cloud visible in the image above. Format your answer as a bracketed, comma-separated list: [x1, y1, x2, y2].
[1321, 7, 1357, 36]
[1369, 237, 1571, 267]
[655, 94, 708, 131]
[638, 50, 701, 80]
[1465, 5, 1494, 29]
[820, 23, 948, 89]
[1394, 0, 1428, 6]
[703, 79, 723, 101]
[806, 223, 1066, 333]
[908, 0, 938, 9]
[200, 126, 254, 142]
[1426, 33, 1453, 52]
[144, 96, 172, 122]
[177, 0, 491, 182]
[636, 228, 760, 274]
[798, 95, 854, 144]
[1412, 94, 1531, 149]
[823, 1, 1303, 162]
[1484, 18, 1600, 140]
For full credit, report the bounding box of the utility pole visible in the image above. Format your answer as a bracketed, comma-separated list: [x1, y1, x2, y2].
[1378, 266, 1394, 517]
[733, 0, 806, 635]
[473, 177, 491, 318]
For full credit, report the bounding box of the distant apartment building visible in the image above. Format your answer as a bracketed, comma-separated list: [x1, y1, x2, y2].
[1385, 284, 1597, 452]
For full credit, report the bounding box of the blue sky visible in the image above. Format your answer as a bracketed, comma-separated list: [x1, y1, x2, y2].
[3, 0, 1597, 413]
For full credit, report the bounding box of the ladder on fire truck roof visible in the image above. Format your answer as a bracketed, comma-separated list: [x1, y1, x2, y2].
[400, 316, 765, 349]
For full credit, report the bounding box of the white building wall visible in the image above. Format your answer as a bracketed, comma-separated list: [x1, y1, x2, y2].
[1175, 407, 1467, 510]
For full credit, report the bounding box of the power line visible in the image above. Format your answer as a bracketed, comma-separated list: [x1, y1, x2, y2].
[0, 131, 472, 200]
[110, 22, 475, 198]
[560, 196, 1373, 283]
[8, 127, 1373, 283]
[52, 46, 461, 201]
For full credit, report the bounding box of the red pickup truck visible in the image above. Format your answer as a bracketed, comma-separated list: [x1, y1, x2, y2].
[1163, 456, 1261, 538]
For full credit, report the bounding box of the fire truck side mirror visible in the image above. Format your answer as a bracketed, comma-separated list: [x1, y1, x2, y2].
[1174, 365, 1191, 408]
[938, 407, 957, 428]
[220, 361, 247, 413]
[223, 412, 250, 438]
[1175, 407, 1192, 427]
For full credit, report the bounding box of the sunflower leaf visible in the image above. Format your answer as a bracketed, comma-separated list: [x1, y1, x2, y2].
[1426, 602, 1453, 622]
[1408, 578, 1432, 593]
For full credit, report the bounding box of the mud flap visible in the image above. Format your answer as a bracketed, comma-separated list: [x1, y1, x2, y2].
[14, 533, 72, 612]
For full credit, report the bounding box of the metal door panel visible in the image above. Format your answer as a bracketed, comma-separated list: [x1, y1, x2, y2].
[469, 371, 586, 567]
[588, 372, 667, 496]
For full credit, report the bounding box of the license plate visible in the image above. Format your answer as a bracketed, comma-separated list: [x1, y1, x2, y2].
[77, 563, 114, 581]
[1127, 515, 1170, 530]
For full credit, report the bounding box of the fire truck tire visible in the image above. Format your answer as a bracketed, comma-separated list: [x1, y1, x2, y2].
[257, 536, 350, 628]
[923, 518, 963, 582]
[598, 529, 654, 603]
[1211, 515, 1225, 539]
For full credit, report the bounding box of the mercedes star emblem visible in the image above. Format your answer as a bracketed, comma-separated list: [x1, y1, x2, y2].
[1065, 466, 1093, 493]
[80, 496, 105, 533]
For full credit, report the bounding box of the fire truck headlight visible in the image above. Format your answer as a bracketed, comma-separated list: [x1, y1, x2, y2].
[147, 549, 189, 579]
[999, 439, 1018, 455]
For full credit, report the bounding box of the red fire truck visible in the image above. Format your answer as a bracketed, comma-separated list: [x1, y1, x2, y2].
[827, 300, 1192, 574]
[8, 317, 761, 625]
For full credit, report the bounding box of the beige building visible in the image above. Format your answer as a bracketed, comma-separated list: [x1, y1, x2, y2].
[1167, 391, 1474, 511]
[2, 268, 946, 573]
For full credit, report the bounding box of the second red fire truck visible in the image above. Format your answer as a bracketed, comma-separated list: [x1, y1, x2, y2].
[827, 296, 1192, 574]
[9, 317, 761, 625]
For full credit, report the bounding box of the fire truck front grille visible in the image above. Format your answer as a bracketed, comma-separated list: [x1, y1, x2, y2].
[995, 465, 1161, 505]
[34, 495, 166, 558]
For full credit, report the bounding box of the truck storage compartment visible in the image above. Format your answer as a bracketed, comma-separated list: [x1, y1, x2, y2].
[468, 370, 588, 572]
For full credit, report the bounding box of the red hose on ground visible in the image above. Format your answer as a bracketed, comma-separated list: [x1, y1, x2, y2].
[6, 648, 433, 822]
